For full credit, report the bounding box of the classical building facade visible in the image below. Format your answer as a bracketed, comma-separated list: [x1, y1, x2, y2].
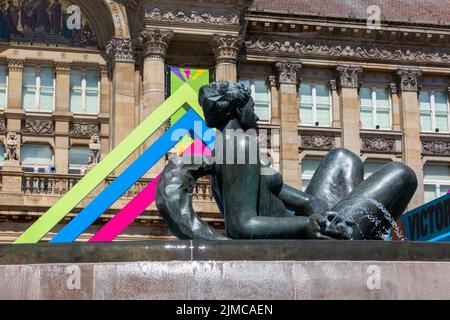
[0, 0, 449, 242]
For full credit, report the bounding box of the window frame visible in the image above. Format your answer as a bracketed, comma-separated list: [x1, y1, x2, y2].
[20, 144, 55, 173]
[68, 146, 90, 175]
[301, 158, 323, 192]
[70, 68, 101, 115]
[299, 81, 333, 127]
[359, 86, 393, 130]
[22, 65, 56, 113]
[0, 65, 8, 110]
[419, 89, 450, 133]
[238, 78, 272, 123]
[423, 163, 450, 202]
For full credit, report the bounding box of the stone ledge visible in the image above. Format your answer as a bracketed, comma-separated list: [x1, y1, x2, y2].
[1, 240, 450, 265]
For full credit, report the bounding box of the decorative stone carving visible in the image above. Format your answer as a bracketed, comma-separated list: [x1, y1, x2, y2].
[0, 118, 5, 133]
[301, 135, 335, 150]
[396, 69, 423, 92]
[362, 138, 396, 153]
[55, 63, 71, 75]
[336, 65, 363, 89]
[245, 37, 450, 65]
[422, 141, 450, 156]
[211, 34, 244, 64]
[268, 76, 277, 87]
[143, 6, 240, 25]
[7, 59, 24, 72]
[106, 38, 135, 64]
[389, 83, 398, 95]
[329, 80, 338, 91]
[23, 119, 54, 135]
[69, 122, 100, 137]
[4, 131, 19, 162]
[275, 62, 302, 85]
[138, 29, 174, 60]
[88, 134, 102, 165]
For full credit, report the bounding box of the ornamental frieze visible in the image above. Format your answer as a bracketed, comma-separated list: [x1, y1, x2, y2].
[22, 119, 54, 135]
[143, 6, 240, 25]
[422, 141, 450, 156]
[301, 135, 335, 150]
[361, 137, 396, 153]
[69, 122, 100, 137]
[245, 37, 450, 65]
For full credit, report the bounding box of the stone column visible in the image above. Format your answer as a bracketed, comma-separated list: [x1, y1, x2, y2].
[138, 29, 173, 177]
[268, 76, 279, 124]
[336, 65, 363, 154]
[389, 83, 401, 131]
[106, 38, 136, 174]
[396, 69, 423, 209]
[275, 62, 302, 189]
[54, 63, 72, 174]
[211, 34, 243, 81]
[7, 59, 23, 109]
[99, 65, 111, 155]
[329, 80, 341, 128]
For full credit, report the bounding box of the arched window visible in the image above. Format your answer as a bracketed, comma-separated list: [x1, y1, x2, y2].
[69, 146, 90, 174]
[21, 144, 54, 172]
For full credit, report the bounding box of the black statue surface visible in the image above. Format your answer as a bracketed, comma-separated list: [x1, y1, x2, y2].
[156, 81, 418, 240]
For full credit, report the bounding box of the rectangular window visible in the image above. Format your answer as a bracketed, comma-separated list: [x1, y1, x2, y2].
[301, 159, 322, 191]
[69, 147, 90, 175]
[364, 161, 390, 179]
[0, 144, 4, 166]
[299, 82, 332, 127]
[70, 69, 100, 114]
[424, 164, 450, 203]
[0, 65, 7, 109]
[420, 90, 450, 133]
[22, 66, 55, 112]
[239, 79, 270, 122]
[360, 87, 392, 130]
[21, 144, 54, 172]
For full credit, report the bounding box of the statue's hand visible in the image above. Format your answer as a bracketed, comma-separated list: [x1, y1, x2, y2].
[306, 214, 352, 240]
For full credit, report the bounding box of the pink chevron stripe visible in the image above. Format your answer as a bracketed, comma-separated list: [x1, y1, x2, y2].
[89, 139, 212, 242]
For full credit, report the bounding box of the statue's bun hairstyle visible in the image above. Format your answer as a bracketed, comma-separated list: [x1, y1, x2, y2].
[199, 81, 252, 128]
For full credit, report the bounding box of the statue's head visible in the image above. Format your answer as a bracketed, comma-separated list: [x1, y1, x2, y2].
[199, 81, 259, 130]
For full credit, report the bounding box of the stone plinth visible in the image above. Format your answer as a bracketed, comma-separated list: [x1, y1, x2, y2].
[1, 241, 450, 300]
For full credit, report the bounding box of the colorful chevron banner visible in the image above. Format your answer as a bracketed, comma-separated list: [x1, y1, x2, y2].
[14, 67, 211, 244]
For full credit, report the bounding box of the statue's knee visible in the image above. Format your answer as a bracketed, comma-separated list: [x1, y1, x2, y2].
[386, 162, 418, 189]
[325, 148, 363, 168]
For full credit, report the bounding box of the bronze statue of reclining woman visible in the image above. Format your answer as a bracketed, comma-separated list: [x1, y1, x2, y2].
[156, 81, 418, 240]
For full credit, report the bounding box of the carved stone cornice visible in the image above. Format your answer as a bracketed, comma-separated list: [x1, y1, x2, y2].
[69, 122, 100, 137]
[422, 140, 450, 156]
[336, 65, 363, 89]
[22, 119, 54, 135]
[106, 38, 135, 64]
[361, 137, 396, 153]
[211, 34, 244, 65]
[245, 37, 450, 66]
[7, 59, 24, 72]
[396, 69, 423, 92]
[138, 29, 174, 60]
[275, 62, 302, 85]
[300, 135, 335, 151]
[55, 63, 71, 75]
[143, 5, 240, 26]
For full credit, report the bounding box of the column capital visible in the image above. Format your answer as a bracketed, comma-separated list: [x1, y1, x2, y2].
[106, 37, 135, 65]
[275, 62, 302, 85]
[395, 69, 423, 92]
[336, 65, 363, 89]
[138, 29, 174, 60]
[211, 34, 244, 65]
[389, 83, 398, 95]
[7, 59, 24, 72]
[55, 62, 71, 75]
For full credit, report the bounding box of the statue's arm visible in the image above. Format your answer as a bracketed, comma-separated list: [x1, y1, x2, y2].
[278, 184, 329, 217]
[222, 138, 335, 240]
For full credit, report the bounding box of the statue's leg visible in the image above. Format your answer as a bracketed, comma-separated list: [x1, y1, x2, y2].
[331, 162, 418, 240]
[306, 148, 364, 210]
